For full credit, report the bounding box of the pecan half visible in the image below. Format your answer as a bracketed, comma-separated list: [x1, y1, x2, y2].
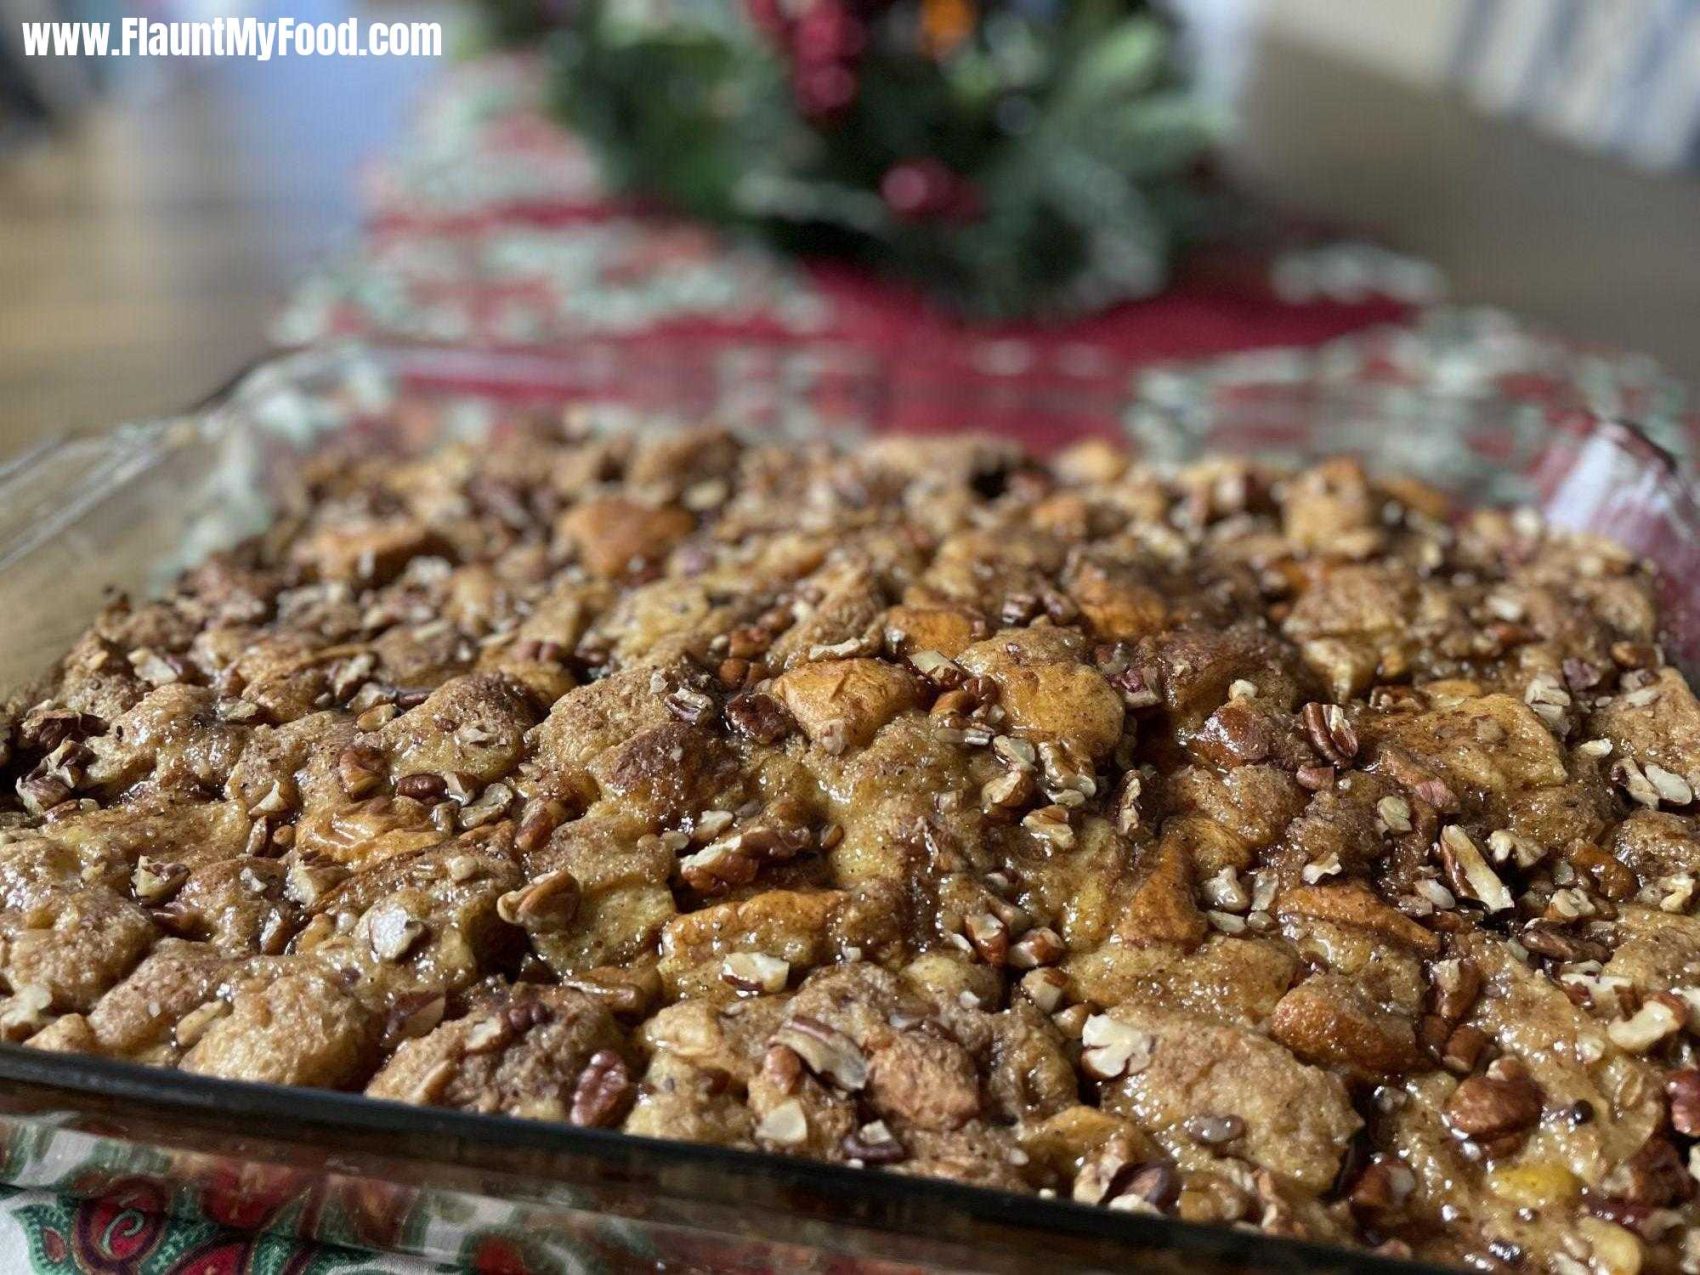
[394, 772, 447, 803]
[1444, 1058, 1542, 1144]
[569, 1049, 634, 1128]
[496, 870, 581, 932]
[1302, 701, 1358, 767]
[725, 691, 795, 745]
[337, 745, 386, 798]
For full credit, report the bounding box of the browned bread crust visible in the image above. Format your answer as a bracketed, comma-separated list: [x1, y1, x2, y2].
[4, 423, 1697, 1270]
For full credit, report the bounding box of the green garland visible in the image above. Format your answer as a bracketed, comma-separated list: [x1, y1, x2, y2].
[545, 0, 1222, 320]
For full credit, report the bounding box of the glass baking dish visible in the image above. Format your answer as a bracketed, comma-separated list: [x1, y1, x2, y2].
[0, 340, 1696, 1272]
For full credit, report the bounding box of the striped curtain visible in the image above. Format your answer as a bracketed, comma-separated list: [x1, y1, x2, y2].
[1450, 0, 1700, 169]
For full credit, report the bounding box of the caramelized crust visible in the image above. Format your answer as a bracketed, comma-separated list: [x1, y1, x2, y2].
[3, 422, 1699, 1271]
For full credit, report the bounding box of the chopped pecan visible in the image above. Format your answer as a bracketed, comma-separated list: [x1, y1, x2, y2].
[1603, 1137, 1694, 1207]
[1377, 794, 1413, 834]
[664, 685, 716, 725]
[16, 772, 71, 817]
[963, 911, 1009, 966]
[1667, 1069, 1700, 1137]
[132, 856, 189, 905]
[1428, 957, 1483, 1023]
[1008, 926, 1064, 969]
[1080, 1014, 1154, 1081]
[755, 1098, 809, 1146]
[1110, 771, 1143, 835]
[1022, 804, 1076, 851]
[1347, 1154, 1416, 1214]
[1380, 748, 1459, 813]
[1610, 641, 1659, 670]
[1439, 1024, 1490, 1075]
[368, 905, 426, 962]
[1110, 666, 1161, 709]
[1613, 758, 1663, 809]
[1295, 764, 1335, 791]
[1606, 996, 1684, 1053]
[981, 769, 1035, 814]
[1520, 924, 1608, 963]
[1562, 657, 1602, 692]
[20, 708, 104, 752]
[762, 1043, 805, 1095]
[721, 952, 790, 994]
[1019, 967, 1068, 1013]
[1569, 845, 1637, 900]
[1437, 826, 1514, 912]
[1183, 1114, 1246, 1145]
[1119, 1162, 1181, 1213]
[772, 1016, 867, 1092]
[515, 797, 569, 853]
[1076, 1147, 1179, 1214]
[842, 1120, 906, 1165]
[677, 839, 760, 894]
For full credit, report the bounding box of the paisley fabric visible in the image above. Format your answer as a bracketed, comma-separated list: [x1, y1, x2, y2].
[0, 1182, 440, 1274]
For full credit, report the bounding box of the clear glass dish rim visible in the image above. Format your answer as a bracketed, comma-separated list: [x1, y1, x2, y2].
[0, 1042, 1433, 1274]
[2, 337, 1696, 1272]
[4, 337, 1696, 531]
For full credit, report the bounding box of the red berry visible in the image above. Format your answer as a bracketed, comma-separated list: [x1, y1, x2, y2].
[795, 5, 863, 61]
[796, 63, 857, 115]
[880, 158, 983, 221]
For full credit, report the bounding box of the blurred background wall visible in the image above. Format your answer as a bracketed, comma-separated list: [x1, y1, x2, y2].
[1230, 0, 1700, 387]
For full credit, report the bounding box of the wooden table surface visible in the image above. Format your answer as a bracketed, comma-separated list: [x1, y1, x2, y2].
[0, 22, 1696, 462]
[0, 4, 449, 457]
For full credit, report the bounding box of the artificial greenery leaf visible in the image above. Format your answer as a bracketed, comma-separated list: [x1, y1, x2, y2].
[544, 0, 1217, 318]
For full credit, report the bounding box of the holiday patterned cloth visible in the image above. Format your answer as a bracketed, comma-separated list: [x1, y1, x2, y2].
[0, 1183, 440, 1274]
[1130, 305, 1699, 470]
[276, 51, 1439, 413]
